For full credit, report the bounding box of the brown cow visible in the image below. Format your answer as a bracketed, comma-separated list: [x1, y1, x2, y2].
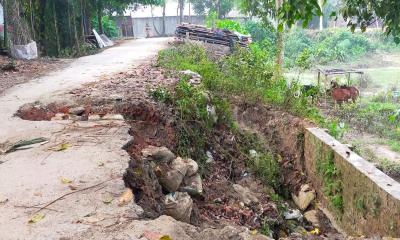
[330, 81, 359, 107]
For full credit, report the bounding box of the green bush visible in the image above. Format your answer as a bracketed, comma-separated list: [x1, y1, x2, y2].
[91, 16, 119, 38]
[216, 19, 248, 34]
[158, 43, 324, 123]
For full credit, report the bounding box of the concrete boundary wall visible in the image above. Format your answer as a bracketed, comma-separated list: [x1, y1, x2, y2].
[304, 128, 400, 237]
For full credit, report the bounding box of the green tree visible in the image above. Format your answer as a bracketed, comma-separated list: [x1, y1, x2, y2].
[3, 0, 161, 57]
[340, 0, 400, 43]
[190, 0, 234, 18]
[240, 0, 400, 77]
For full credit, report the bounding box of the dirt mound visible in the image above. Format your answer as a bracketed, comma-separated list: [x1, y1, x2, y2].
[234, 103, 314, 193]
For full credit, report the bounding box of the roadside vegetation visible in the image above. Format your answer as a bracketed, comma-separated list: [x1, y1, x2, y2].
[213, 18, 400, 180]
[155, 44, 284, 189]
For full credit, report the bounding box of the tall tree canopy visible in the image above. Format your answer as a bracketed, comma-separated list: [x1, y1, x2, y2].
[190, 0, 235, 18]
[241, 0, 400, 41]
[2, 0, 161, 56]
[340, 0, 400, 43]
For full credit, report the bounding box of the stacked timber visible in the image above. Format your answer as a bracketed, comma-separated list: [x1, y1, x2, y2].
[175, 23, 251, 47]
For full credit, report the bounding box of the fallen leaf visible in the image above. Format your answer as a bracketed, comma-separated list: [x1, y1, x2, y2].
[57, 143, 71, 151]
[28, 213, 45, 224]
[103, 195, 114, 204]
[97, 162, 105, 167]
[160, 236, 172, 240]
[60, 176, 72, 184]
[118, 189, 133, 206]
[310, 228, 321, 235]
[68, 185, 78, 190]
[249, 229, 258, 235]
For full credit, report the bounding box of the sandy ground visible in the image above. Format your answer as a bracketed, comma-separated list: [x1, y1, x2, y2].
[0, 38, 170, 240]
[0, 57, 70, 95]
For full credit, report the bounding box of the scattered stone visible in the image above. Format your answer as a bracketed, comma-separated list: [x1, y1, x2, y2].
[206, 151, 214, 164]
[184, 158, 199, 176]
[69, 115, 82, 121]
[142, 146, 176, 163]
[68, 106, 85, 115]
[284, 209, 303, 221]
[118, 189, 134, 206]
[198, 226, 273, 240]
[0, 194, 8, 205]
[164, 192, 193, 223]
[123, 215, 197, 240]
[158, 157, 188, 193]
[101, 114, 124, 121]
[88, 114, 101, 121]
[111, 94, 123, 102]
[51, 113, 67, 121]
[292, 184, 316, 211]
[232, 184, 259, 206]
[249, 149, 258, 158]
[304, 210, 320, 227]
[182, 173, 203, 195]
[207, 105, 218, 123]
[180, 70, 202, 86]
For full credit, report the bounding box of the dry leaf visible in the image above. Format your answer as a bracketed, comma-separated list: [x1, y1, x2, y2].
[250, 229, 258, 235]
[60, 176, 72, 184]
[103, 195, 113, 204]
[118, 189, 133, 206]
[68, 185, 78, 190]
[160, 236, 172, 240]
[28, 213, 45, 224]
[57, 143, 71, 151]
[97, 162, 105, 167]
[310, 228, 321, 235]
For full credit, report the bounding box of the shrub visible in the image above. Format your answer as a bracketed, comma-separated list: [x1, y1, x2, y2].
[91, 16, 119, 38]
[216, 19, 248, 34]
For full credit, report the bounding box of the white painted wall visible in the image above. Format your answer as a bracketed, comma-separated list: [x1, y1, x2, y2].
[126, 1, 243, 18]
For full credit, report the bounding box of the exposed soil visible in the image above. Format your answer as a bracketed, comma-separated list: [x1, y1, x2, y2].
[0, 56, 70, 95]
[234, 102, 313, 193]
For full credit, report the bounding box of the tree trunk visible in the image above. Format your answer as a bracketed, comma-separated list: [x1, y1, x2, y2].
[53, 0, 61, 55]
[97, 0, 103, 34]
[179, 0, 184, 24]
[72, 0, 81, 52]
[3, 0, 7, 48]
[217, 0, 221, 19]
[67, 0, 73, 45]
[30, 0, 35, 40]
[39, 0, 47, 54]
[80, 0, 85, 37]
[319, 0, 324, 30]
[274, 0, 284, 79]
[162, 2, 166, 36]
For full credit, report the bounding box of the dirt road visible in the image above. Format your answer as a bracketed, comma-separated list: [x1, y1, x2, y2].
[0, 38, 170, 240]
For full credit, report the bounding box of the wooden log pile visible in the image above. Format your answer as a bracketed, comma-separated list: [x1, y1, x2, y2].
[175, 23, 251, 47]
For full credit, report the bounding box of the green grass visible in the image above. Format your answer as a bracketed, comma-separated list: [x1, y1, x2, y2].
[362, 68, 400, 90]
